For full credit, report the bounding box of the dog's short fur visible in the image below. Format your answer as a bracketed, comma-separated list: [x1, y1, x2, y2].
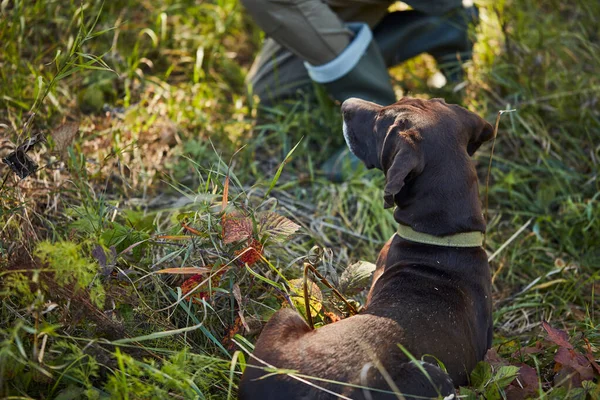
[239, 98, 494, 399]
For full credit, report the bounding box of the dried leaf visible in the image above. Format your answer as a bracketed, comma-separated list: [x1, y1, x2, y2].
[51, 121, 79, 159]
[222, 213, 253, 244]
[258, 211, 300, 242]
[92, 245, 113, 277]
[542, 321, 573, 350]
[181, 274, 204, 297]
[231, 283, 249, 332]
[339, 261, 376, 295]
[238, 311, 250, 332]
[3, 132, 44, 179]
[232, 283, 244, 306]
[92, 245, 107, 268]
[155, 267, 212, 275]
[180, 274, 207, 304]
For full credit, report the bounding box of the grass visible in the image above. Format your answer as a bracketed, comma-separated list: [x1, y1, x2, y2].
[0, 0, 598, 398]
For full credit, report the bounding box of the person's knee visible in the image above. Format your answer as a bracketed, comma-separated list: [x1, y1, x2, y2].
[240, 0, 274, 16]
[240, 0, 287, 33]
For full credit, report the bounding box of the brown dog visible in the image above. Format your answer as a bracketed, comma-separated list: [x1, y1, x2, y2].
[239, 97, 494, 399]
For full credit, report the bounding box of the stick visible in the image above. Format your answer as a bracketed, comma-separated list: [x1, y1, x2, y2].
[304, 262, 359, 316]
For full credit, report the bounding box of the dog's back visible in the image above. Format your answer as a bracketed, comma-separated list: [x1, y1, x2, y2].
[239, 243, 490, 399]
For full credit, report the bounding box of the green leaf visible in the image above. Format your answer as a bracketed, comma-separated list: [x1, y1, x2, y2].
[493, 365, 519, 388]
[470, 361, 492, 389]
[458, 387, 478, 400]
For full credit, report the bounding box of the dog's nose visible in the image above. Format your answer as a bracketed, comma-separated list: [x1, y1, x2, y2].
[341, 98, 361, 116]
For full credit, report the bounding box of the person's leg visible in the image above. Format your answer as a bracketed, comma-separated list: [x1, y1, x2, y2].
[241, 0, 353, 67]
[327, 0, 391, 28]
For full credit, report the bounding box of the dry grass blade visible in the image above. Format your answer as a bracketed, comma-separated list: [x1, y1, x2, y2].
[154, 267, 212, 275]
[483, 109, 515, 246]
[181, 223, 203, 236]
[222, 173, 230, 211]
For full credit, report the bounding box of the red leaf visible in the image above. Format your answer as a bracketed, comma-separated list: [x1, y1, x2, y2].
[180, 270, 224, 304]
[512, 341, 544, 359]
[324, 311, 341, 323]
[181, 274, 204, 294]
[505, 364, 539, 400]
[222, 315, 244, 351]
[554, 347, 594, 386]
[235, 239, 263, 266]
[584, 338, 600, 375]
[516, 363, 539, 390]
[542, 321, 573, 350]
[484, 348, 506, 366]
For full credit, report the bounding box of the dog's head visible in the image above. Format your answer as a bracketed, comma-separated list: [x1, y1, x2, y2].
[342, 97, 494, 209]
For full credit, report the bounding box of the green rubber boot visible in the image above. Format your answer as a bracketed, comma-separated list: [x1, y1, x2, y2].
[304, 23, 396, 182]
[304, 23, 396, 105]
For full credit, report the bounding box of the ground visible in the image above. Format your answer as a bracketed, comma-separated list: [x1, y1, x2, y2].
[0, 0, 598, 399]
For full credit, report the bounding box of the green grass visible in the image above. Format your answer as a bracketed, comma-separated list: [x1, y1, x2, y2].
[1, 0, 599, 398]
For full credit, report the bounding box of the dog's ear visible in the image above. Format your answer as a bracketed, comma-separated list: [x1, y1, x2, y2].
[381, 125, 424, 209]
[467, 114, 495, 156]
[341, 98, 383, 169]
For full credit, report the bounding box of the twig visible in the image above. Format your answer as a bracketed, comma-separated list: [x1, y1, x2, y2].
[304, 262, 358, 316]
[303, 263, 315, 329]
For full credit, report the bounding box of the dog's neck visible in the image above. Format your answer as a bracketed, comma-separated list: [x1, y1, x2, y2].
[392, 161, 486, 238]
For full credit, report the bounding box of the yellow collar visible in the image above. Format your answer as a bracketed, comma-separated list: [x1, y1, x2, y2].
[396, 223, 484, 248]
